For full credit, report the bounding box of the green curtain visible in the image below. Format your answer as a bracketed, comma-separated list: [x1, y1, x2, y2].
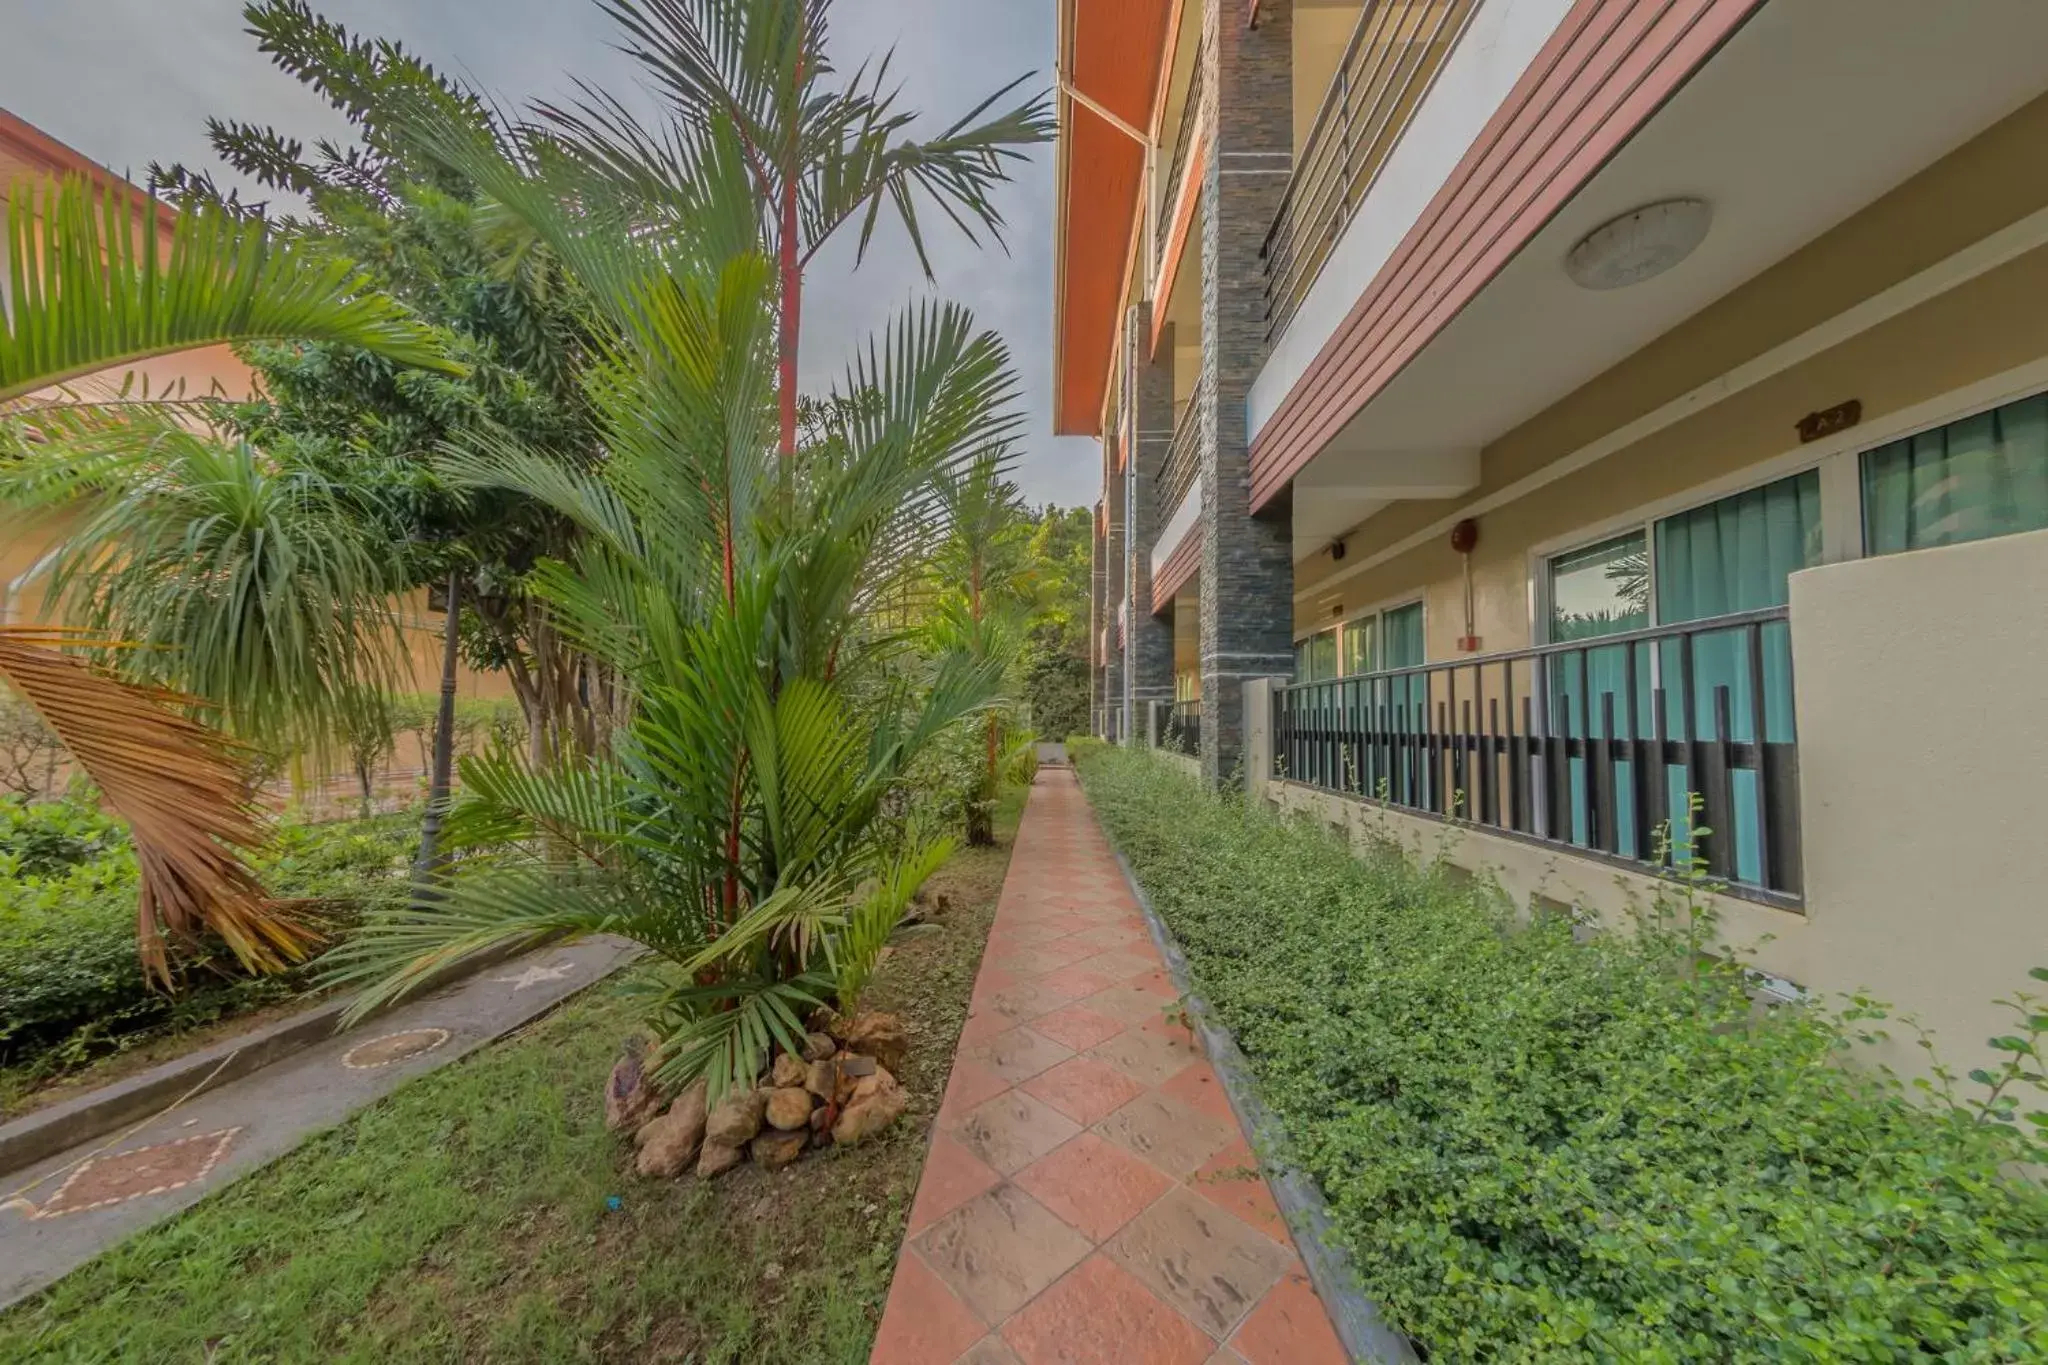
[1653, 470, 1819, 882]
[1546, 533, 1648, 853]
[1864, 391, 2048, 554]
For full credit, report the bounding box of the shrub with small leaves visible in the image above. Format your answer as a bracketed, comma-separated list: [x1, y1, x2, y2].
[1075, 746, 2048, 1363]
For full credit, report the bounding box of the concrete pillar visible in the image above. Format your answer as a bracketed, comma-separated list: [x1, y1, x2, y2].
[1242, 675, 1287, 798]
[1089, 499, 1108, 737]
[1124, 304, 1177, 733]
[1104, 441, 1127, 742]
[1198, 0, 1296, 784]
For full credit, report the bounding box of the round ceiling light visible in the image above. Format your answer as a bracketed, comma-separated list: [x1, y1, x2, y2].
[1564, 198, 1712, 290]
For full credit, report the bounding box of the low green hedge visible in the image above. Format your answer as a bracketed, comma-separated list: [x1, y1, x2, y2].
[1074, 747, 2048, 1362]
[1, 798, 418, 1073]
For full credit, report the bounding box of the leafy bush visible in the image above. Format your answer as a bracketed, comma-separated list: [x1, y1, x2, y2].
[0, 796, 127, 878]
[1074, 746, 2048, 1362]
[1, 799, 417, 1076]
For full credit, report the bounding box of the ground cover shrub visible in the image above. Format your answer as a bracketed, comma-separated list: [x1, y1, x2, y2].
[0, 798, 417, 1080]
[1075, 746, 2048, 1362]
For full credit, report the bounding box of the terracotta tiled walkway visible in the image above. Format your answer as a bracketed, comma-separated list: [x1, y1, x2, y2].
[871, 767, 1348, 1365]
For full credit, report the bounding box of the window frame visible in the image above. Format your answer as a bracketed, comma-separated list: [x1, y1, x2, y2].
[1293, 593, 1426, 681]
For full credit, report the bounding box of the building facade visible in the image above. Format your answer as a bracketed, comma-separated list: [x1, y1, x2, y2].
[1056, 0, 2048, 1079]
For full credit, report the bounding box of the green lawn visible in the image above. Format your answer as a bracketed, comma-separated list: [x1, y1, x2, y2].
[0, 789, 1024, 1363]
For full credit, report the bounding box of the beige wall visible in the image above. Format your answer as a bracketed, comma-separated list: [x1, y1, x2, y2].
[1293, 3, 1364, 154]
[1786, 528, 2048, 1083]
[1294, 90, 2048, 646]
[1257, 93, 2048, 1086]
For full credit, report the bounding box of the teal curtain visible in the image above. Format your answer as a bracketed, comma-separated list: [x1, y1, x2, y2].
[1547, 533, 1648, 853]
[1653, 470, 1819, 882]
[1340, 617, 1375, 676]
[1864, 392, 2048, 554]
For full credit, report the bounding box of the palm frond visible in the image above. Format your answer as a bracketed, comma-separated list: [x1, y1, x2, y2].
[0, 626, 317, 984]
[645, 969, 831, 1104]
[1, 175, 454, 404]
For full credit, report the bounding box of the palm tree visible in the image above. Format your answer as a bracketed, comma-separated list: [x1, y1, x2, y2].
[540, 0, 1053, 455]
[1, 174, 449, 980]
[322, 110, 1023, 1100]
[927, 451, 1033, 845]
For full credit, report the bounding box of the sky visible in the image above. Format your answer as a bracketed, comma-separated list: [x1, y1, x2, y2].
[0, 0, 1099, 508]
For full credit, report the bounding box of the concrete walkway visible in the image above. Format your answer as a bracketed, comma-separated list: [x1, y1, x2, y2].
[872, 768, 1347, 1365]
[0, 934, 637, 1308]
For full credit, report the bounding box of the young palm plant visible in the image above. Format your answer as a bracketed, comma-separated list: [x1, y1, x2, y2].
[322, 121, 1022, 1099]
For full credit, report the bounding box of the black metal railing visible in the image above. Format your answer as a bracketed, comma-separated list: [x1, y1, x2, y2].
[1262, 0, 1478, 343]
[1166, 698, 1201, 757]
[1275, 608, 1803, 901]
[1158, 33, 1209, 275]
[1157, 378, 1206, 517]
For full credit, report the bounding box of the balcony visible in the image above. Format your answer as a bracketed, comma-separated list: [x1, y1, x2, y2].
[1261, 0, 1479, 344]
[1274, 608, 1802, 902]
[1156, 33, 1208, 279]
[1156, 375, 1206, 520]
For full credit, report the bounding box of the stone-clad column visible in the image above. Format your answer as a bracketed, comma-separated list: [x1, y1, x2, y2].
[1103, 436, 1127, 742]
[1089, 499, 1107, 736]
[1197, 0, 1295, 784]
[1124, 304, 1177, 738]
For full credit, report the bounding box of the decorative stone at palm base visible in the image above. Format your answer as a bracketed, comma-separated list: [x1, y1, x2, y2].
[625, 1034, 907, 1181]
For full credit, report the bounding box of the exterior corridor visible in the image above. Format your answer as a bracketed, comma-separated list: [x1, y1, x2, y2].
[870, 767, 1345, 1365]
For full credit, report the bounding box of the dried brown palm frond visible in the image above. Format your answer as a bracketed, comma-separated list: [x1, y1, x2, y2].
[0, 625, 318, 985]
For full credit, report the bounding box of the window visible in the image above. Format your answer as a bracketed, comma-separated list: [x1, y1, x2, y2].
[1296, 601, 1424, 682]
[1543, 471, 1818, 881]
[1862, 390, 2048, 554]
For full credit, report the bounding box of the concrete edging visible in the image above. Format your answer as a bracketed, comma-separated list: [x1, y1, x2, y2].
[0, 939, 532, 1178]
[1106, 842, 1422, 1365]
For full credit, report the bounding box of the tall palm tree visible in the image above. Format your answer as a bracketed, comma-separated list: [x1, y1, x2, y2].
[927, 451, 1033, 845]
[323, 112, 1023, 1099]
[540, 0, 1053, 456]
[1, 174, 449, 980]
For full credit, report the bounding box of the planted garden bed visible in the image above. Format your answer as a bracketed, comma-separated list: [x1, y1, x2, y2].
[1, 796, 419, 1117]
[0, 787, 1021, 1363]
[1074, 746, 2048, 1362]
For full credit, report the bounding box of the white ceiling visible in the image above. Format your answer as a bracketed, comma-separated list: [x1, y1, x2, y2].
[1292, 0, 2048, 557]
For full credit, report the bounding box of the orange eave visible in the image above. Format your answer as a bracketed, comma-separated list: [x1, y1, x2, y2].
[1053, 0, 1174, 437]
[0, 107, 179, 240]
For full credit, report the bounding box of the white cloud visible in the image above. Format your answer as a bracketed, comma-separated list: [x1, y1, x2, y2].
[0, 0, 1098, 506]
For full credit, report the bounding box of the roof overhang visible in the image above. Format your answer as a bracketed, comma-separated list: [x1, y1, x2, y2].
[1250, 0, 2048, 555]
[1053, 0, 1174, 437]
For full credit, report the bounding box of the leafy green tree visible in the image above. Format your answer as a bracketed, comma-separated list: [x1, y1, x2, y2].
[1021, 504, 1092, 739]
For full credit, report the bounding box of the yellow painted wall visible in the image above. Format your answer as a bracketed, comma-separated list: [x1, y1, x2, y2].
[1293, 3, 1365, 154]
[1293, 90, 2048, 650]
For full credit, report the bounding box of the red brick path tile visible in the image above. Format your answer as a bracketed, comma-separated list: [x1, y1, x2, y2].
[872, 769, 1347, 1364]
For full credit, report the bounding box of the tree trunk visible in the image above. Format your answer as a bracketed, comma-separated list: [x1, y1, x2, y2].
[777, 177, 801, 458]
[412, 570, 462, 898]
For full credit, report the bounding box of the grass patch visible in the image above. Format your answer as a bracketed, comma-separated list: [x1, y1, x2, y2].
[0, 786, 1025, 1363]
[1075, 747, 2048, 1363]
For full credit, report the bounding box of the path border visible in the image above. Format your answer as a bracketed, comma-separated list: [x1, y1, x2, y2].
[0, 940, 530, 1177]
[1101, 829, 1422, 1365]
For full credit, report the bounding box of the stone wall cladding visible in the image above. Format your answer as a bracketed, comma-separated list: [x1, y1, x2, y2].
[1125, 303, 1178, 722]
[1198, 0, 1298, 783]
[1090, 502, 1108, 735]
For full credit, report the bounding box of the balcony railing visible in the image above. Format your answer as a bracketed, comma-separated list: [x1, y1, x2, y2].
[1157, 377, 1206, 516]
[1157, 33, 1209, 276]
[1166, 698, 1201, 757]
[1262, 0, 1479, 343]
[1274, 608, 1803, 902]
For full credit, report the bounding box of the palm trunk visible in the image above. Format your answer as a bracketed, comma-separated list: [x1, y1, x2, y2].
[412, 570, 462, 896]
[777, 177, 801, 458]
